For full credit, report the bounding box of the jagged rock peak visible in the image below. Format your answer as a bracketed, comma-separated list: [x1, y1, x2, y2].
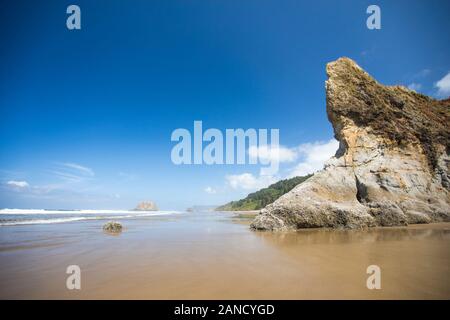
[326, 57, 449, 170]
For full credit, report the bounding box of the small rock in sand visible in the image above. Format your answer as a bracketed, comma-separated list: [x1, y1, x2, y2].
[103, 221, 123, 233]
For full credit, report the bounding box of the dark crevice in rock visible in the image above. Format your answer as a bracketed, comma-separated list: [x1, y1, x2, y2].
[355, 175, 368, 204]
[335, 140, 347, 158]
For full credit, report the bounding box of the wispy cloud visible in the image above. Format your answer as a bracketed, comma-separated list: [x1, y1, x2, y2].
[49, 162, 95, 182]
[248, 145, 297, 163]
[402, 68, 431, 94]
[62, 163, 94, 176]
[435, 71, 450, 97]
[289, 139, 339, 177]
[204, 186, 217, 194]
[49, 170, 86, 182]
[412, 69, 431, 79]
[226, 173, 276, 191]
[6, 180, 29, 189]
[224, 139, 338, 192]
[407, 83, 422, 92]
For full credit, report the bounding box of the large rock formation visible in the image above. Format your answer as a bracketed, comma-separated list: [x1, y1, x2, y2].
[251, 57, 450, 231]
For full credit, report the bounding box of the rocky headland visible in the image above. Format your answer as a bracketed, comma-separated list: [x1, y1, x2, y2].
[251, 57, 450, 231]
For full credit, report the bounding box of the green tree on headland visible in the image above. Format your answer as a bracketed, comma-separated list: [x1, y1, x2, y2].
[216, 175, 312, 211]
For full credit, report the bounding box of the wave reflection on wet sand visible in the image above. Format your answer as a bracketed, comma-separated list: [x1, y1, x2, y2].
[0, 212, 449, 299]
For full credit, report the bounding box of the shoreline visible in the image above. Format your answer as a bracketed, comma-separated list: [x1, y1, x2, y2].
[0, 212, 448, 299]
[216, 210, 259, 216]
[220, 209, 450, 232]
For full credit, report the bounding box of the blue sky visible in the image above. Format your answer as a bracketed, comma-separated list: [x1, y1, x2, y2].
[1, 0, 449, 210]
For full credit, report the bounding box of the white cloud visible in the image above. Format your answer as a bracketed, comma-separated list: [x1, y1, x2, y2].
[7, 180, 29, 188]
[226, 173, 276, 191]
[49, 171, 85, 182]
[248, 145, 297, 163]
[50, 162, 95, 182]
[403, 69, 430, 93]
[289, 139, 339, 177]
[63, 163, 94, 176]
[407, 83, 422, 92]
[204, 186, 217, 194]
[435, 71, 450, 97]
[223, 139, 338, 193]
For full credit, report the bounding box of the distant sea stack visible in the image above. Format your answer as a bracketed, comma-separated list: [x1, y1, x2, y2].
[251, 57, 450, 231]
[134, 201, 158, 211]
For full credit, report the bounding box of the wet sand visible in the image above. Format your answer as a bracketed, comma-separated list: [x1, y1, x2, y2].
[0, 212, 449, 299]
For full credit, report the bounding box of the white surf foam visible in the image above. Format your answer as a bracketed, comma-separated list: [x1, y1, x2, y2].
[0, 209, 180, 215]
[0, 209, 182, 226]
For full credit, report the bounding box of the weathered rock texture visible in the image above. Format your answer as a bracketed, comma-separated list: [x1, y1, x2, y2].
[103, 221, 123, 233]
[251, 57, 450, 231]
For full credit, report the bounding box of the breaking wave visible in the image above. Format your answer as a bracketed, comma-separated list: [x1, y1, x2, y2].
[0, 209, 181, 226]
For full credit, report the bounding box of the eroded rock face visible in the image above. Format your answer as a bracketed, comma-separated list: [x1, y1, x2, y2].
[251, 57, 450, 231]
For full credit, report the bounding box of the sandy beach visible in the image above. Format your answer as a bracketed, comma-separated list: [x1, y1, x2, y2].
[0, 211, 449, 299]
